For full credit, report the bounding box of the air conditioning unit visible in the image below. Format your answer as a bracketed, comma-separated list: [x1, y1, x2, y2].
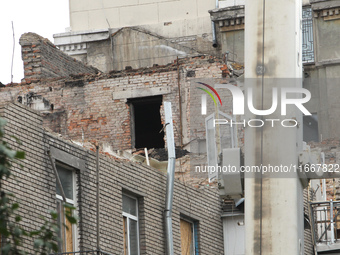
[218, 148, 243, 199]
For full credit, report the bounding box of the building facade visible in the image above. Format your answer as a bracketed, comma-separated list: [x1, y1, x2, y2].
[0, 102, 224, 254]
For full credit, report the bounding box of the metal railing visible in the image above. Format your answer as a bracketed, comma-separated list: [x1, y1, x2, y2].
[302, 7, 315, 64]
[310, 200, 340, 245]
[51, 250, 114, 255]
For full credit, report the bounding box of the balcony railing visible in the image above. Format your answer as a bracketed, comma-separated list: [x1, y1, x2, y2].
[302, 7, 315, 63]
[310, 200, 340, 252]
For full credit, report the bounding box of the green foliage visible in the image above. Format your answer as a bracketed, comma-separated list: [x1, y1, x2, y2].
[30, 211, 60, 255]
[0, 117, 77, 254]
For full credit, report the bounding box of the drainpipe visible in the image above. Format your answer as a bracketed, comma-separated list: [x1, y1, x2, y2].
[164, 102, 176, 255]
[177, 57, 183, 148]
[96, 146, 100, 253]
[212, 0, 219, 48]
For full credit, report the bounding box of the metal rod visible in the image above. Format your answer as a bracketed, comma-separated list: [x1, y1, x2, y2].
[164, 102, 176, 255]
[96, 146, 100, 251]
[325, 208, 328, 241]
[144, 148, 150, 166]
[336, 208, 338, 241]
[331, 200, 335, 243]
[309, 201, 340, 205]
[11, 21, 15, 84]
[177, 56, 183, 148]
[48, 150, 67, 203]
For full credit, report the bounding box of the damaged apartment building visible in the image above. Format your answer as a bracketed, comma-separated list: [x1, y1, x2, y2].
[0, 31, 232, 254]
[0, 32, 234, 180]
[2, 0, 340, 254]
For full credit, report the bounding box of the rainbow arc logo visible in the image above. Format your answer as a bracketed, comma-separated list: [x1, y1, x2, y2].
[196, 82, 222, 115]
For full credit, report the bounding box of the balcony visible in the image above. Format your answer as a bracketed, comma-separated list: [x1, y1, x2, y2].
[310, 200, 340, 253]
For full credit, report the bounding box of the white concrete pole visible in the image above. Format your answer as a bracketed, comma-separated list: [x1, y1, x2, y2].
[244, 0, 304, 254]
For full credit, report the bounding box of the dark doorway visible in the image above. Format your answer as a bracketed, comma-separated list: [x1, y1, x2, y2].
[128, 96, 164, 149]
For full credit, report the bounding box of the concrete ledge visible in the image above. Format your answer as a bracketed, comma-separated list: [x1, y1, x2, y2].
[112, 87, 171, 100]
[53, 29, 112, 46]
[50, 146, 86, 171]
[311, 0, 340, 10]
[315, 59, 340, 67]
[209, 5, 245, 22]
[316, 242, 340, 252]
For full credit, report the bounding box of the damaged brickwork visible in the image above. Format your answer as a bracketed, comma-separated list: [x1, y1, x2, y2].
[20, 33, 98, 84]
[0, 56, 230, 153]
[0, 33, 244, 190]
[309, 139, 340, 200]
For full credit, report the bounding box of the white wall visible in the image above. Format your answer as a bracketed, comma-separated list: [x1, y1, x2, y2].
[219, 0, 245, 8]
[69, 0, 216, 37]
[223, 216, 245, 255]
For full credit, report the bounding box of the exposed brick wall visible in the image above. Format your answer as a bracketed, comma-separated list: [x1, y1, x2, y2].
[20, 33, 98, 84]
[0, 102, 224, 254]
[0, 55, 229, 152]
[309, 139, 340, 200]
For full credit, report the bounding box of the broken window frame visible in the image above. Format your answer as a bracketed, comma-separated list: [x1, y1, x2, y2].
[180, 215, 199, 255]
[55, 162, 79, 253]
[122, 193, 140, 255]
[129, 103, 136, 149]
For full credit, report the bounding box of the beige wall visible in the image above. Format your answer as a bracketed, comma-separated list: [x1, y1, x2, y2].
[69, 0, 215, 37]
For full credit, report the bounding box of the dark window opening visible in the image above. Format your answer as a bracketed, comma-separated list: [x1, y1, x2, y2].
[128, 96, 164, 149]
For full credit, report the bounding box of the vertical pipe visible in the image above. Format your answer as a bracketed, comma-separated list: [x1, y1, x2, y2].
[211, 0, 219, 48]
[164, 102, 176, 255]
[11, 21, 15, 84]
[324, 208, 327, 242]
[330, 200, 334, 244]
[96, 146, 100, 252]
[177, 57, 183, 148]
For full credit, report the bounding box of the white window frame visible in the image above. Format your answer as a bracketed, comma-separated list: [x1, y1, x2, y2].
[206, 111, 237, 182]
[55, 162, 79, 252]
[122, 194, 140, 255]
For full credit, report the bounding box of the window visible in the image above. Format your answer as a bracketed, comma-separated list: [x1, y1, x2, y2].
[128, 95, 164, 149]
[302, 7, 315, 63]
[122, 194, 140, 255]
[180, 216, 199, 255]
[55, 163, 78, 253]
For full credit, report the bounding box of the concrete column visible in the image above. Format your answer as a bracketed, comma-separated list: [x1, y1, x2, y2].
[244, 0, 304, 254]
